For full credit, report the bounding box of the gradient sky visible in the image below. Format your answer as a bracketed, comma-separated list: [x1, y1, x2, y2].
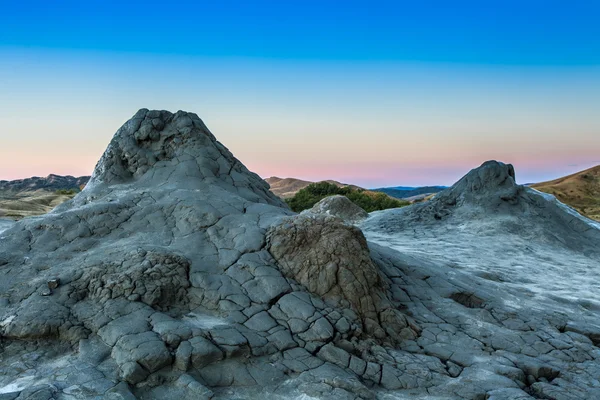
[1, 1, 599, 187]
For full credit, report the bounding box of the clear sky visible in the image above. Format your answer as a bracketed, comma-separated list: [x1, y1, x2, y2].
[1, 0, 599, 187]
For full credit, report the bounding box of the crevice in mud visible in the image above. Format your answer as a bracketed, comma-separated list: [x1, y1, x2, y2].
[309, 336, 335, 357]
[565, 328, 600, 347]
[519, 363, 561, 399]
[475, 271, 506, 282]
[267, 289, 293, 308]
[523, 391, 544, 399]
[449, 292, 486, 309]
[440, 359, 463, 378]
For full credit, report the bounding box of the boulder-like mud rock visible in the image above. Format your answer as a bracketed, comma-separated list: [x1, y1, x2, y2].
[305, 195, 368, 223]
[266, 213, 417, 343]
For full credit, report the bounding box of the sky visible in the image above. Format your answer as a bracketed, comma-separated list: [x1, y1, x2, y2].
[1, 0, 599, 187]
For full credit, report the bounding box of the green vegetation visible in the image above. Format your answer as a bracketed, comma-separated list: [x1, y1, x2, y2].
[285, 182, 411, 213]
[55, 189, 79, 195]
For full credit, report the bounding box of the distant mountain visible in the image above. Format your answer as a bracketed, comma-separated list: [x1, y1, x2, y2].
[265, 176, 362, 198]
[0, 190, 80, 219]
[531, 165, 600, 221]
[0, 174, 90, 219]
[0, 174, 90, 192]
[372, 186, 447, 200]
[385, 186, 418, 190]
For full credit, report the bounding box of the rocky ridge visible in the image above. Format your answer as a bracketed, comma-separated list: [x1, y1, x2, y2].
[0, 175, 89, 192]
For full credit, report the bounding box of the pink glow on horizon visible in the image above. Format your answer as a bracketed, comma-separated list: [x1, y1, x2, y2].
[2, 143, 599, 189]
[1, 49, 599, 189]
[247, 157, 600, 188]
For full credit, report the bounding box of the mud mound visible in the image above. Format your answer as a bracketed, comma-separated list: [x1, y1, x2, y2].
[267, 213, 418, 345]
[0, 110, 415, 399]
[364, 160, 600, 252]
[305, 195, 368, 223]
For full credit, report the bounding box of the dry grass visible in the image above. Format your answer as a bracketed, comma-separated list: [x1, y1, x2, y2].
[0, 190, 76, 219]
[531, 165, 600, 221]
[265, 177, 362, 199]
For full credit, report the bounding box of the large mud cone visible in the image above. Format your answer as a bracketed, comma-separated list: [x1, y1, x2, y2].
[0, 109, 418, 399]
[80, 108, 285, 206]
[0, 109, 296, 391]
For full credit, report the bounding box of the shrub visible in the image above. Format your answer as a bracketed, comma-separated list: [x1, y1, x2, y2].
[285, 182, 410, 213]
[55, 189, 79, 195]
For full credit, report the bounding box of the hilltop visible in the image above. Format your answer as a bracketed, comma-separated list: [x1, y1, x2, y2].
[0, 174, 89, 192]
[265, 176, 362, 198]
[372, 185, 447, 201]
[531, 165, 600, 221]
[267, 177, 447, 202]
[267, 177, 411, 214]
[0, 175, 89, 219]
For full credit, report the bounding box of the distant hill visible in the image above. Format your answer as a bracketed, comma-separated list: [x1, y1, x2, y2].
[384, 186, 419, 190]
[0, 174, 89, 219]
[0, 190, 79, 219]
[0, 174, 89, 192]
[265, 176, 362, 198]
[285, 181, 410, 213]
[372, 186, 447, 200]
[531, 165, 600, 221]
[0, 174, 369, 218]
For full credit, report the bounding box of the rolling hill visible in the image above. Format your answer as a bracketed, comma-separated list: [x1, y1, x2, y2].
[372, 186, 447, 200]
[531, 165, 600, 221]
[0, 174, 88, 219]
[0, 190, 78, 219]
[265, 176, 362, 198]
[0, 174, 89, 192]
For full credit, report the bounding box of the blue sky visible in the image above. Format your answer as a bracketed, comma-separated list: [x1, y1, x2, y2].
[1, 1, 599, 186]
[3, 1, 600, 64]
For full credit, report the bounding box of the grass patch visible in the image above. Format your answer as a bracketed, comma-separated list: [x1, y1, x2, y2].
[55, 189, 79, 195]
[285, 182, 411, 213]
